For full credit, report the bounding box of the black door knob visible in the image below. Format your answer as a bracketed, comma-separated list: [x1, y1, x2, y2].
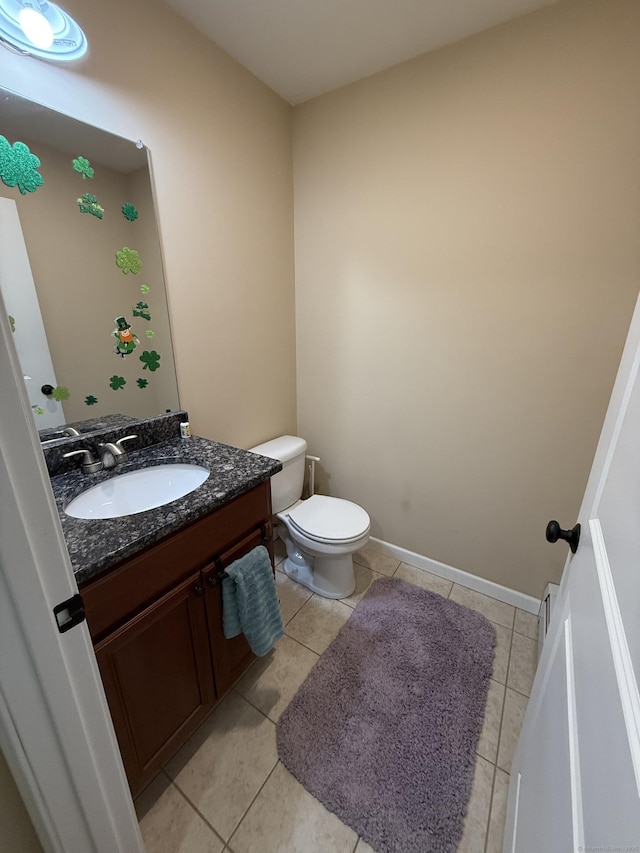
[41, 384, 55, 396]
[546, 520, 581, 554]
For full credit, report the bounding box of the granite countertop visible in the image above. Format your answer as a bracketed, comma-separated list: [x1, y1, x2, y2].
[50, 436, 281, 586]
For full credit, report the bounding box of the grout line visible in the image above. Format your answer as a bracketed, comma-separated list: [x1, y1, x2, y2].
[513, 626, 539, 641]
[494, 625, 515, 776]
[483, 762, 497, 853]
[163, 774, 227, 849]
[227, 760, 282, 849]
[234, 687, 279, 724]
[283, 625, 337, 657]
[507, 683, 532, 700]
[279, 589, 313, 626]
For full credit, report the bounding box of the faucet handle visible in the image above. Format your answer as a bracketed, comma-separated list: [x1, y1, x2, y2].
[98, 434, 138, 469]
[116, 434, 138, 450]
[62, 448, 102, 474]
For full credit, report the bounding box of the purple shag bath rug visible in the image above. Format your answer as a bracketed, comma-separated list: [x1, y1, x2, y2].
[276, 577, 496, 853]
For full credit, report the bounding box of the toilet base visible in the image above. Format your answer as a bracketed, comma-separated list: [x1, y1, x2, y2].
[282, 554, 356, 599]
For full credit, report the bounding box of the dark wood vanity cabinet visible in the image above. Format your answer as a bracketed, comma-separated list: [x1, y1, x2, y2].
[81, 481, 273, 796]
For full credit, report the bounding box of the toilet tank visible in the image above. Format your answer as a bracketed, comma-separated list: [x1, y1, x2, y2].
[249, 435, 307, 513]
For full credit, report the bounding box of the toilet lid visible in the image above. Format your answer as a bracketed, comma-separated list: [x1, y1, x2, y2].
[287, 494, 370, 544]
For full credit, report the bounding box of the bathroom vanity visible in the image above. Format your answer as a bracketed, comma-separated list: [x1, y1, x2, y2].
[47, 417, 281, 796]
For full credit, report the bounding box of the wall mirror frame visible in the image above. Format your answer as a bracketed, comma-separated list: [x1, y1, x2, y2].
[0, 87, 180, 444]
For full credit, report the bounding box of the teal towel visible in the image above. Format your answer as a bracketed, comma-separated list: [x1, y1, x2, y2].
[221, 545, 284, 656]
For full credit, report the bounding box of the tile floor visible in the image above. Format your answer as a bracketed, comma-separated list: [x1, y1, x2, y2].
[136, 541, 539, 853]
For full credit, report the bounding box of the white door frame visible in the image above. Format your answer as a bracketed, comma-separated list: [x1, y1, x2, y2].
[0, 293, 144, 852]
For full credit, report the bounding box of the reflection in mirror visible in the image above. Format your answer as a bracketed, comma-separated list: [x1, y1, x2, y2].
[0, 88, 180, 438]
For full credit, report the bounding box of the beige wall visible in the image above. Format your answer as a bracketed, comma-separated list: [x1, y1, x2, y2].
[293, 0, 640, 597]
[0, 748, 42, 853]
[0, 0, 296, 448]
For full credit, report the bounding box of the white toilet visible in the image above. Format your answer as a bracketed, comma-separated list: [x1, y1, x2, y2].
[250, 435, 370, 599]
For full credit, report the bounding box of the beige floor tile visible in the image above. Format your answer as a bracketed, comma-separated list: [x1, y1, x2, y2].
[514, 608, 539, 640]
[456, 755, 494, 853]
[229, 761, 357, 853]
[285, 595, 353, 654]
[275, 569, 313, 625]
[165, 692, 278, 842]
[491, 623, 512, 685]
[353, 543, 400, 576]
[339, 562, 383, 608]
[497, 688, 529, 773]
[507, 631, 538, 697]
[486, 768, 511, 853]
[476, 678, 505, 764]
[394, 562, 453, 597]
[136, 773, 224, 853]
[449, 585, 515, 629]
[234, 634, 319, 723]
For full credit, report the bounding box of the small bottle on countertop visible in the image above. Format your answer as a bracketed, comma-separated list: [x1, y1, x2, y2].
[180, 421, 192, 438]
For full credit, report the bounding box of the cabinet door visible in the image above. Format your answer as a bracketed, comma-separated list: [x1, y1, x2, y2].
[95, 571, 215, 796]
[203, 527, 271, 696]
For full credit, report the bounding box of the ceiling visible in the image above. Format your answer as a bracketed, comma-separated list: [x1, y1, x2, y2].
[164, 0, 559, 105]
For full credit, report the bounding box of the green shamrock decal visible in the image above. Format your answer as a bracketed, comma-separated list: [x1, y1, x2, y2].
[122, 202, 139, 222]
[140, 350, 161, 372]
[8, 315, 15, 333]
[133, 301, 151, 321]
[136, 378, 148, 389]
[0, 136, 44, 195]
[77, 193, 104, 218]
[140, 284, 150, 294]
[116, 247, 142, 274]
[33, 406, 45, 416]
[145, 329, 155, 338]
[72, 156, 94, 179]
[109, 375, 126, 390]
[84, 395, 99, 406]
[51, 386, 70, 401]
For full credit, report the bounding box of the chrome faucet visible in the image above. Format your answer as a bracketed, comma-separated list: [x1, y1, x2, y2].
[98, 434, 138, 469]
[62, 448, 102, 474]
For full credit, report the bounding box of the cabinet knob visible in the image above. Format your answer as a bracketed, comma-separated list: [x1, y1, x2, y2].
[193, 585, 203, 597]
[206, 575, 217, 588]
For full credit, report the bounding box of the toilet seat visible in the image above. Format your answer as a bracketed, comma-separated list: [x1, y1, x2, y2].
[286, 494, 370, 545]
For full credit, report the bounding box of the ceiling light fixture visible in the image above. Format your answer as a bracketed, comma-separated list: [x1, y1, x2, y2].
[0, 1, 87, 60]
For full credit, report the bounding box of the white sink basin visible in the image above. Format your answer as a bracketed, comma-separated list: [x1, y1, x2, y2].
[64, 464, 210, 519]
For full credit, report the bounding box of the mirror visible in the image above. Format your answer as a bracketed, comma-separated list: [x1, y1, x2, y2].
[0, 88, 180, 440]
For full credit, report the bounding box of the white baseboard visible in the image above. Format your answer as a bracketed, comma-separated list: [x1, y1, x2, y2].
[369, 536, 540, 615]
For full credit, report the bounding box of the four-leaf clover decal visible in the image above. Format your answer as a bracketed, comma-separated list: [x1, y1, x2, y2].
[116, 247, 142, 274]
[109, 375, 127, 390]
[122, 202, 139, 221]
[51, 386, 70, 401]
[140, 350, 161, 372]
[0, 136, 44, 195]
[72, 156, 94, 179]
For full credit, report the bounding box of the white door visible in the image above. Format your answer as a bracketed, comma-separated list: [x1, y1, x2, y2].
[504, 296, 640, 850]
[0, 197, 66, 430]
[0, 289, 143, 851]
